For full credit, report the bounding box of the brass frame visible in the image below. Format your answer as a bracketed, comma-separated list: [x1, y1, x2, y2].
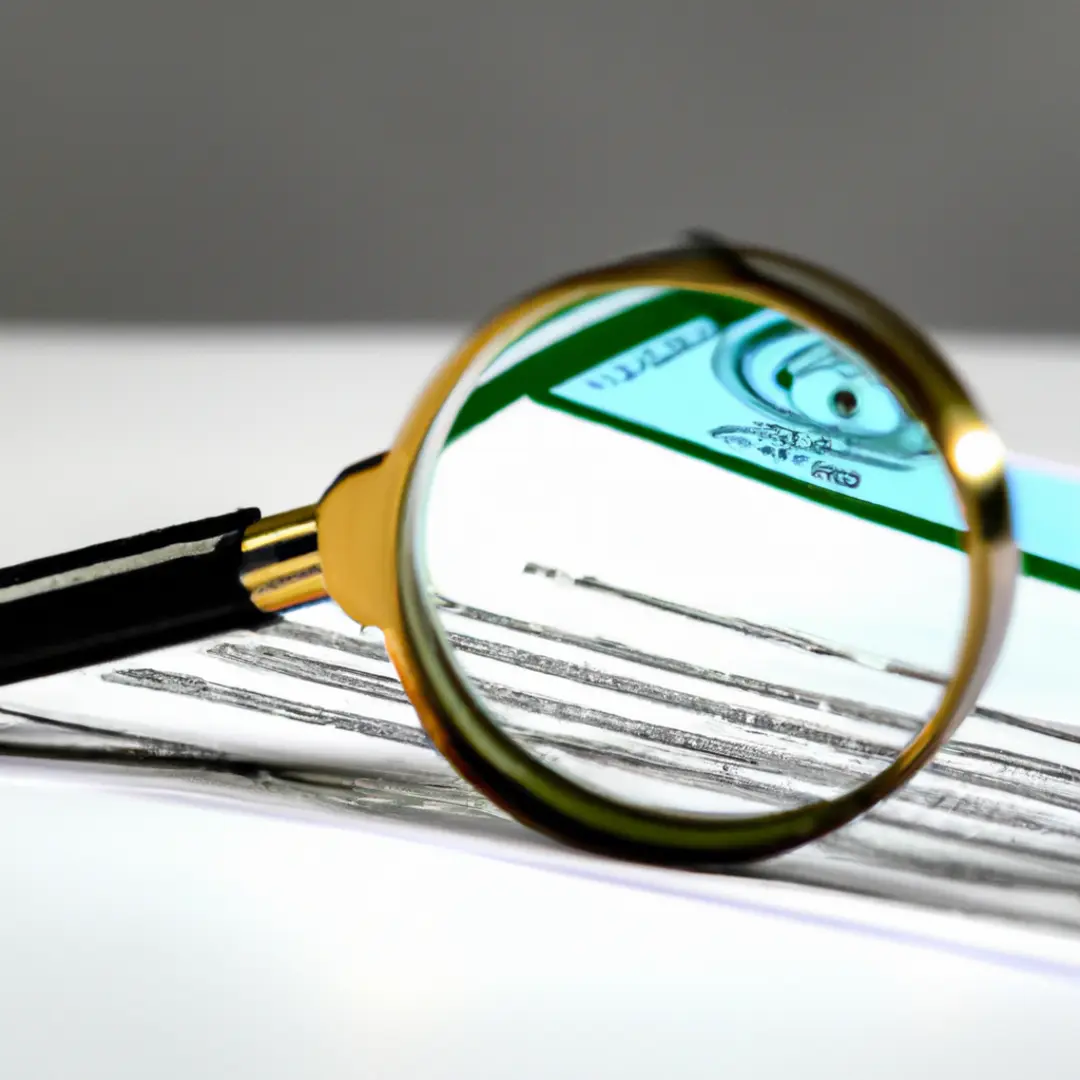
[316, 242, 1018, 864]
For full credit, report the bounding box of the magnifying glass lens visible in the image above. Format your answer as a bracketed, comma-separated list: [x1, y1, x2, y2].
[414, 287, 969, 817]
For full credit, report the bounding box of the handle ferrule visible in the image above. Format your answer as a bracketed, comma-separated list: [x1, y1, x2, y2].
[239, 505, 324, 612]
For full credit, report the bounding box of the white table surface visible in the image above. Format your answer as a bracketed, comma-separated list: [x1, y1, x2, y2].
[1, 326, 1079, 1080]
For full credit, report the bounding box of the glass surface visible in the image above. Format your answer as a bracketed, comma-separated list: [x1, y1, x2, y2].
[416, 287, 970, 817]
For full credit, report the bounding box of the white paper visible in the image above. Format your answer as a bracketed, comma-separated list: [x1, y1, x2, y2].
[4, 542, 1080, 971]
[5, 310, 1080, 985]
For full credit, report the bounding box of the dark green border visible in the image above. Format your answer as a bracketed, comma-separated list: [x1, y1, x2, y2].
[448, 290, 758, 442]
[449, 290, 1080, 595]
[532, 388, 965, 550]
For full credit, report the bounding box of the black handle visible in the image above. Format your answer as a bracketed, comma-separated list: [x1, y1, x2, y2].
[0, 509, 267, 686]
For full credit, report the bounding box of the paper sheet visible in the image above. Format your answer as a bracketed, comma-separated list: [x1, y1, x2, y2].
[5, 291, 1080, 981]
[3, 564, 1080, 969]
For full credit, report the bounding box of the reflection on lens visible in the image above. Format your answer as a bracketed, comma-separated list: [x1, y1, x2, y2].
[416, 287, 969, 817]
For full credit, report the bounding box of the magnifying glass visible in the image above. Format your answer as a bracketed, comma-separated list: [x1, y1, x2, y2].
[0, 233, 1018, 864]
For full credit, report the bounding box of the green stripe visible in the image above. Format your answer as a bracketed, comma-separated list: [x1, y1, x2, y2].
[448, 290, 758, 442]
[1020, 552, 1080, 593]
[531, 389, 966, 552]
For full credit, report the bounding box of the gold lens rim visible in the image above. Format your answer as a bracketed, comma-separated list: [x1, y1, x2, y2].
[319, 243, 1018, 864]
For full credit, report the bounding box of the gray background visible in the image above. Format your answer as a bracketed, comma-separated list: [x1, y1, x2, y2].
[1, 1, 1077, 331]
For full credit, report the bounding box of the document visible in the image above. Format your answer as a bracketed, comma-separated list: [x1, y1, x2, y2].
[4, 293, 1080, 984]
[3, 555, 1080, 972]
